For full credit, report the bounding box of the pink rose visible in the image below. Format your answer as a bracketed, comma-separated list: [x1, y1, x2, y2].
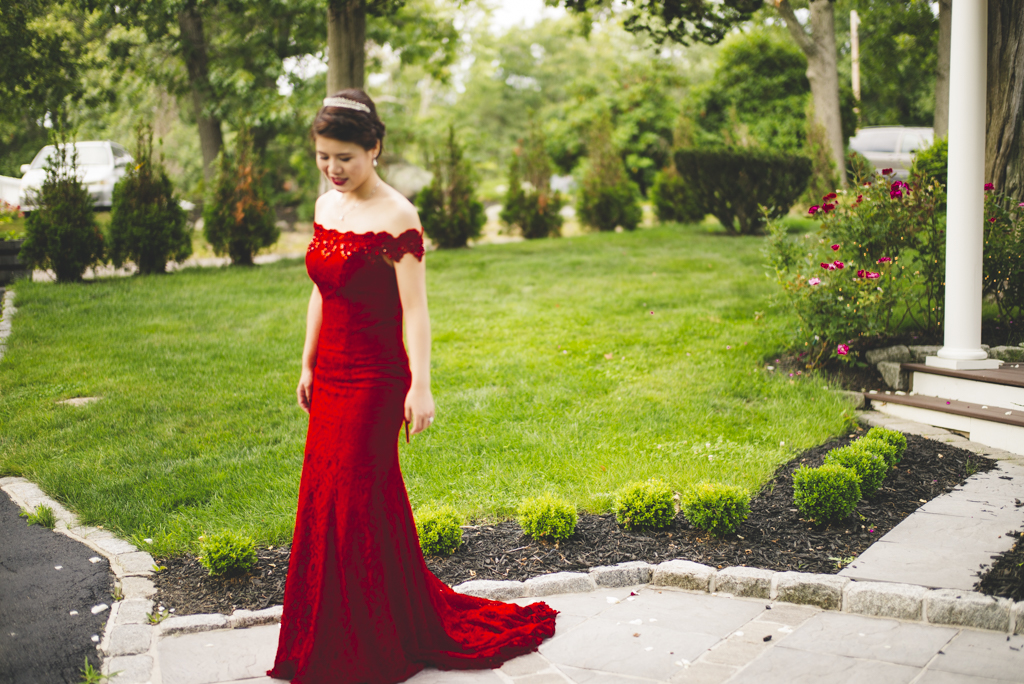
[833, 261, 845, 270]
[837, 344, 849, 355]
[808, 277, 821, 285]
[831, 244, 840, 251]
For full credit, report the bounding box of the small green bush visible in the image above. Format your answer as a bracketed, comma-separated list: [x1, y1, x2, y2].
[20, 134, 105, 282]
[910, 136, 947, 189]
[857, 436, 900, 468]
[500, 121, 564, 239]
[203, 128, 279, 266]
[415, 505, 463, 557]
[792, 464, 861, 524]
[417, 126, 486, 249]
[681, 482, 750, 537]
[577, 113, 642, 232]
[824, 443, 888, 496]
[109, 126, 191, 274]
[864, 427, 908, 464]
[517, 494, 577, 542]
[674, 147, 812, 234]
[197, 531, 258, 577]
[613, 479, 675, 531]
[650, 167, 705, 224]
[20, 504, 57, 528]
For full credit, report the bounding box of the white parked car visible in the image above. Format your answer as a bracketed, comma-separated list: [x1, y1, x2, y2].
[848, 126, 934, 180]
[19, 140, 133, 211]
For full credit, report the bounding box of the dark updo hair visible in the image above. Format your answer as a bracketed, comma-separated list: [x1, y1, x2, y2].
[311, 88, 386, 154]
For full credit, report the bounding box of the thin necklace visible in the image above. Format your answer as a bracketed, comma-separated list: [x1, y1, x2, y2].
[338, 179, 382, 223]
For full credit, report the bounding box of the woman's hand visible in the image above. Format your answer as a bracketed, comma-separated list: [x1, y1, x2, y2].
[404, 385, 435, 436]
[297, 368, 314, 414]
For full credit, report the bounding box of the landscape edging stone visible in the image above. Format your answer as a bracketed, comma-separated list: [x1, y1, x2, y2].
[924, 588, 1013, 632]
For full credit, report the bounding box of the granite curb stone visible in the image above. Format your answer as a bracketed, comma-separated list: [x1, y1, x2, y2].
[228, 605, 284, 629]
[588, 560, 653, 587]
[650, 559, 716, 592]
[924, 589, 1013, 632]
[120, 576, 158, 600]
[452, 579, 526, 600]
[1014, 601, 1024, 635]
[105, 624, 154, 657]
[772, 572, 850, 610]
[714, 566, 774, 598]
[103, 654, 153, 684]
[116, 551, 158, 576]
[843, 581, 926, 621]
[115, 599, 155, 625]
[159, 613, 229, 636]
[524, 571, 596, 597]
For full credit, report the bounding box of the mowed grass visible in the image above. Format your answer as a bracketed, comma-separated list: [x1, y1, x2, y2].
[0, 223, 855, 555]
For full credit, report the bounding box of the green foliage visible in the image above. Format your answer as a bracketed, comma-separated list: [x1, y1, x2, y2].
[197, 530, 258, 577]
[650, 167, 704, 224]
[562, 0, 761, 47]
[613, 479, 675, 531]
[980, 186, 1024, 331]
[864, 427, 908, 463]
[417, 126, 486, 249]
[577, 114, 642, 232]
[517, 494, 577, 542]
[20, 136, 105, 282]
[203, 128, 278, 266]
[792, 463, 861, 524]
[109, 126, 191, 274]
[763, 167, 947, 365]
[415, 505, 463, 557]
[675, 147, 811, 234]
[824, 443, 888, 496]
[79, 655, 118, 684]
[20, 504, 57, 528]
[500, 122, 564, 239]
[681, 481, 750, 537]
[0, 199, 23, 225]
[910, 137, 947, 190]
[857, 436, 901, 468]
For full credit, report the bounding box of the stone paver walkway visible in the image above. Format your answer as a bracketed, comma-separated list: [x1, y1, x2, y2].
[156, 586, 1024, 684]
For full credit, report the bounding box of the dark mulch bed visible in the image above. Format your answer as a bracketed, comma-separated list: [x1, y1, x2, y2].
[153, 430, 995, 616]
[975, 525, 1024, 602]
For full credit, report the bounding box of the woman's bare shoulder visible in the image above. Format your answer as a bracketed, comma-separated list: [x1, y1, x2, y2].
[376, 187, 422, 238]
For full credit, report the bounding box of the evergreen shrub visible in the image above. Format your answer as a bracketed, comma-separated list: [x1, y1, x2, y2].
[857, 436, 900, 468]
[792, 464, 861, 524]
[198, 531, 258, 577]
[613, 479, 675, 531]
[824, 444, 888, 496]
[517, 494, 577, 542]
[681, 482, 750, 537]
[109, 126, 191, 274]
[203, 128, 278, 265]
[417, 126, 486, 248]
[674, 147, 811, 234]
[650, 167, 704, 224]
[501, 122, 564, 239]
[20, 136, 105, 282]
[577, 113, 642, 232]
[864, 427, 908, 463]
[415, 505, 463, 557]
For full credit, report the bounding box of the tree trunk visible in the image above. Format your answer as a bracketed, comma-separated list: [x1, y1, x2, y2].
[934, 0, 951, 140]
[775, 0, 847, 187]
[178, 7, 223, 183]
[327, 0, 366, 93]
[985, 2, 1024, 200]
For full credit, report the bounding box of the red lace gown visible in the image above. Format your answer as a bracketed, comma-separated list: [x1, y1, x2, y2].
[268, 224, 557, 684]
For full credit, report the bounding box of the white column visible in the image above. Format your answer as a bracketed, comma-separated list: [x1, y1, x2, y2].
[930, 0, 1001, 370]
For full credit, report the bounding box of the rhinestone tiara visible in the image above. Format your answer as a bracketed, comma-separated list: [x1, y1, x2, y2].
[322, 96, 370, 113]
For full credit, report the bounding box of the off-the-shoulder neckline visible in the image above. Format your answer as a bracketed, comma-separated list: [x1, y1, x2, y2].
[312, 223, 423, 239]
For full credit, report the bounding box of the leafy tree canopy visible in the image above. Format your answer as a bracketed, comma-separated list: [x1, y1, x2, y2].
[553, 0, 762, 45]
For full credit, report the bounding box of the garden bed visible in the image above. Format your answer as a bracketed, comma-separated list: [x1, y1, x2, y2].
[975, 528, 1024, 602]
[152, 431, 995, 616]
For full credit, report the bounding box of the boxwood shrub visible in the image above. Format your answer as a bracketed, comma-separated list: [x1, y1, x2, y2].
[824, 443, 888, 496]
[681, 482, 750, 537]
[415, 505, 463, 557]
[613, 479, 675, 531]
[857, 436, 901, 468]
[864, 427, 908, 465]
[517, 494, 577, 542]
[198, 531, 258, 577]
[792, 464, 861, 524]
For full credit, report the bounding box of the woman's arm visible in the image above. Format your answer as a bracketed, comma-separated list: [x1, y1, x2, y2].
[297, 284, 323, 414]
[395, 252, 435, 435]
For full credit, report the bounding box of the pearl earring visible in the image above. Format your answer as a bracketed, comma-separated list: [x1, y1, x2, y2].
[373, 157, 378, 167]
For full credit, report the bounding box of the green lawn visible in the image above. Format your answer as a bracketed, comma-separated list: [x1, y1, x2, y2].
[0, 223, 855, 556]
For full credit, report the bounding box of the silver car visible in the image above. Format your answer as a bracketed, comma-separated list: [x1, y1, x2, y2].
[848, 126, 934, 180]
[19, 140, 133, 211]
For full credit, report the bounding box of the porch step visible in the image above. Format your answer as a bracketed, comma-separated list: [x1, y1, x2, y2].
[865, 392, 1024, 456]
[903, 362, 1024, 412]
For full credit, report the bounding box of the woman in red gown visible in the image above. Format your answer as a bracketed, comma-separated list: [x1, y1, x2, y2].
[268, 90, 557, 684]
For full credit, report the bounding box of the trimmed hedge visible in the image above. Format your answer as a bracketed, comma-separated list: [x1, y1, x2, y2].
[517, 494, 577, 542]
[613, 479, 675, 531]
[650, 167, 705, 224]
[674, 147, 812, 234]
[792, 463, 861, 524]
[824, 443, 888, 497]
[415, 505, 463, 557]
[864, 427, 908, 465]
[681, 482, 750, 537]
[198, 531, 258, 577]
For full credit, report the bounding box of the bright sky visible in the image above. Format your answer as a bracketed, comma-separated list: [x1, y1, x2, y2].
[490, 0, 565, 33]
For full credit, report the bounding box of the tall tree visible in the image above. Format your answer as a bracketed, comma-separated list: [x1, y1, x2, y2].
[557, 0, 761, 45]
[934, 0, 951, 139]
[177, 5, 222, 180]
[770, 0, 846, 187]
[985, 2, 1024, 201]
